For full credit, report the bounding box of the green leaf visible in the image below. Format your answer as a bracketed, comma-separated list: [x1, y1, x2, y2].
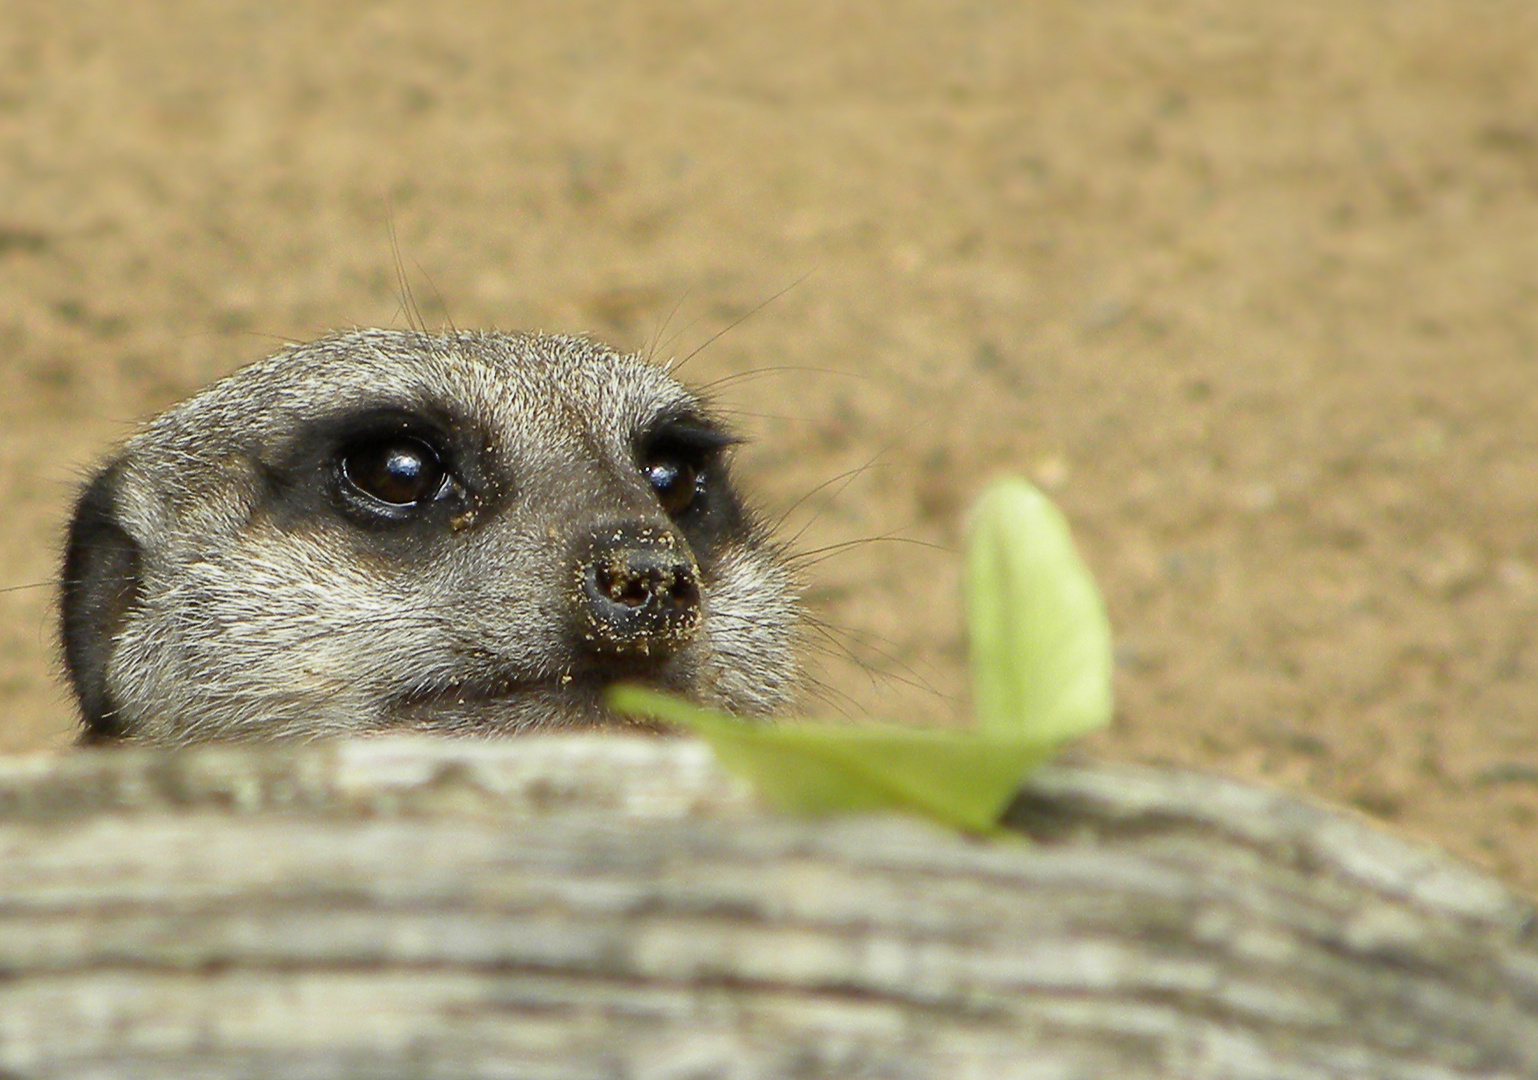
[966, 477, 1113, 741]
[608, 476, 1115, 835]
[609, 686, 1054, 832]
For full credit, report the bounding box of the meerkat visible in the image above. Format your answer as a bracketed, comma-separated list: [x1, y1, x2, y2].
[59, 328, 801, 744]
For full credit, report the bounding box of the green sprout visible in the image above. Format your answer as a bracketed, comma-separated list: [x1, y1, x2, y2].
[609, 476, 1113, 834]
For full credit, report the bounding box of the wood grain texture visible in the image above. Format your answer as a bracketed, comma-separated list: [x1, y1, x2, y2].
[0, 734, 1533, 1079]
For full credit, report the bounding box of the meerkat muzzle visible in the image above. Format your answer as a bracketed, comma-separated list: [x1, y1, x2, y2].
[575, 522, 702, 658]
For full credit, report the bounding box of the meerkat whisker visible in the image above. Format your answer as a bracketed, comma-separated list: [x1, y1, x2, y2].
[667, 271, 813, 376]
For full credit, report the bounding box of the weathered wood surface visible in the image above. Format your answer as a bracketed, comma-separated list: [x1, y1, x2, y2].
[0, 733, 1533, 1079]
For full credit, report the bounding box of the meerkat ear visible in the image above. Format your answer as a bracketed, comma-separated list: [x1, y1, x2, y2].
[60, 461, 143, 742]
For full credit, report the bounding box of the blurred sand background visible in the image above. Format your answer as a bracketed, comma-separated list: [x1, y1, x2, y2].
[4, 2, 1538, 887]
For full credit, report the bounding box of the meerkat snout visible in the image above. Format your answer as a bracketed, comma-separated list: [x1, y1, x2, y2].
[59, 329, 801, 744]
[576, 523, 702, 658]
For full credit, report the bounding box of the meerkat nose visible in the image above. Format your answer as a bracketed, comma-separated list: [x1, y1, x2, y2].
[574, 522, 702, 659]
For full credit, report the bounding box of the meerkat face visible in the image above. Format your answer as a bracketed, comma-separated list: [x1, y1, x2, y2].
[60, 330, 800, 744]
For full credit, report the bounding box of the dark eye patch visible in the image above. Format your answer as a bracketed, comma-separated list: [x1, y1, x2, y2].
[638, 415, 738, 520]
[256, 404, 485, 535]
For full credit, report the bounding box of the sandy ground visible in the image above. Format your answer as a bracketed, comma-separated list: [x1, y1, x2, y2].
[4, 2, 1538, 888]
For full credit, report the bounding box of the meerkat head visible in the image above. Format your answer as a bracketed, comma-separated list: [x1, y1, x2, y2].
[60, 329, 800, 744]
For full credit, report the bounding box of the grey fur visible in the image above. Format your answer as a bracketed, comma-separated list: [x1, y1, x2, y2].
[60, 329, 800, 743]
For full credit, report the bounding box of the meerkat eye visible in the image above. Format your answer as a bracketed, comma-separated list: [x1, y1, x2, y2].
[339, 435, 448, 508]
[638, 415, 736, 519]
[642, 453, 701, 517]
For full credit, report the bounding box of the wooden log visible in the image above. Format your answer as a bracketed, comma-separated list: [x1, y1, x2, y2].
[0, 733, 1532, 1079]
